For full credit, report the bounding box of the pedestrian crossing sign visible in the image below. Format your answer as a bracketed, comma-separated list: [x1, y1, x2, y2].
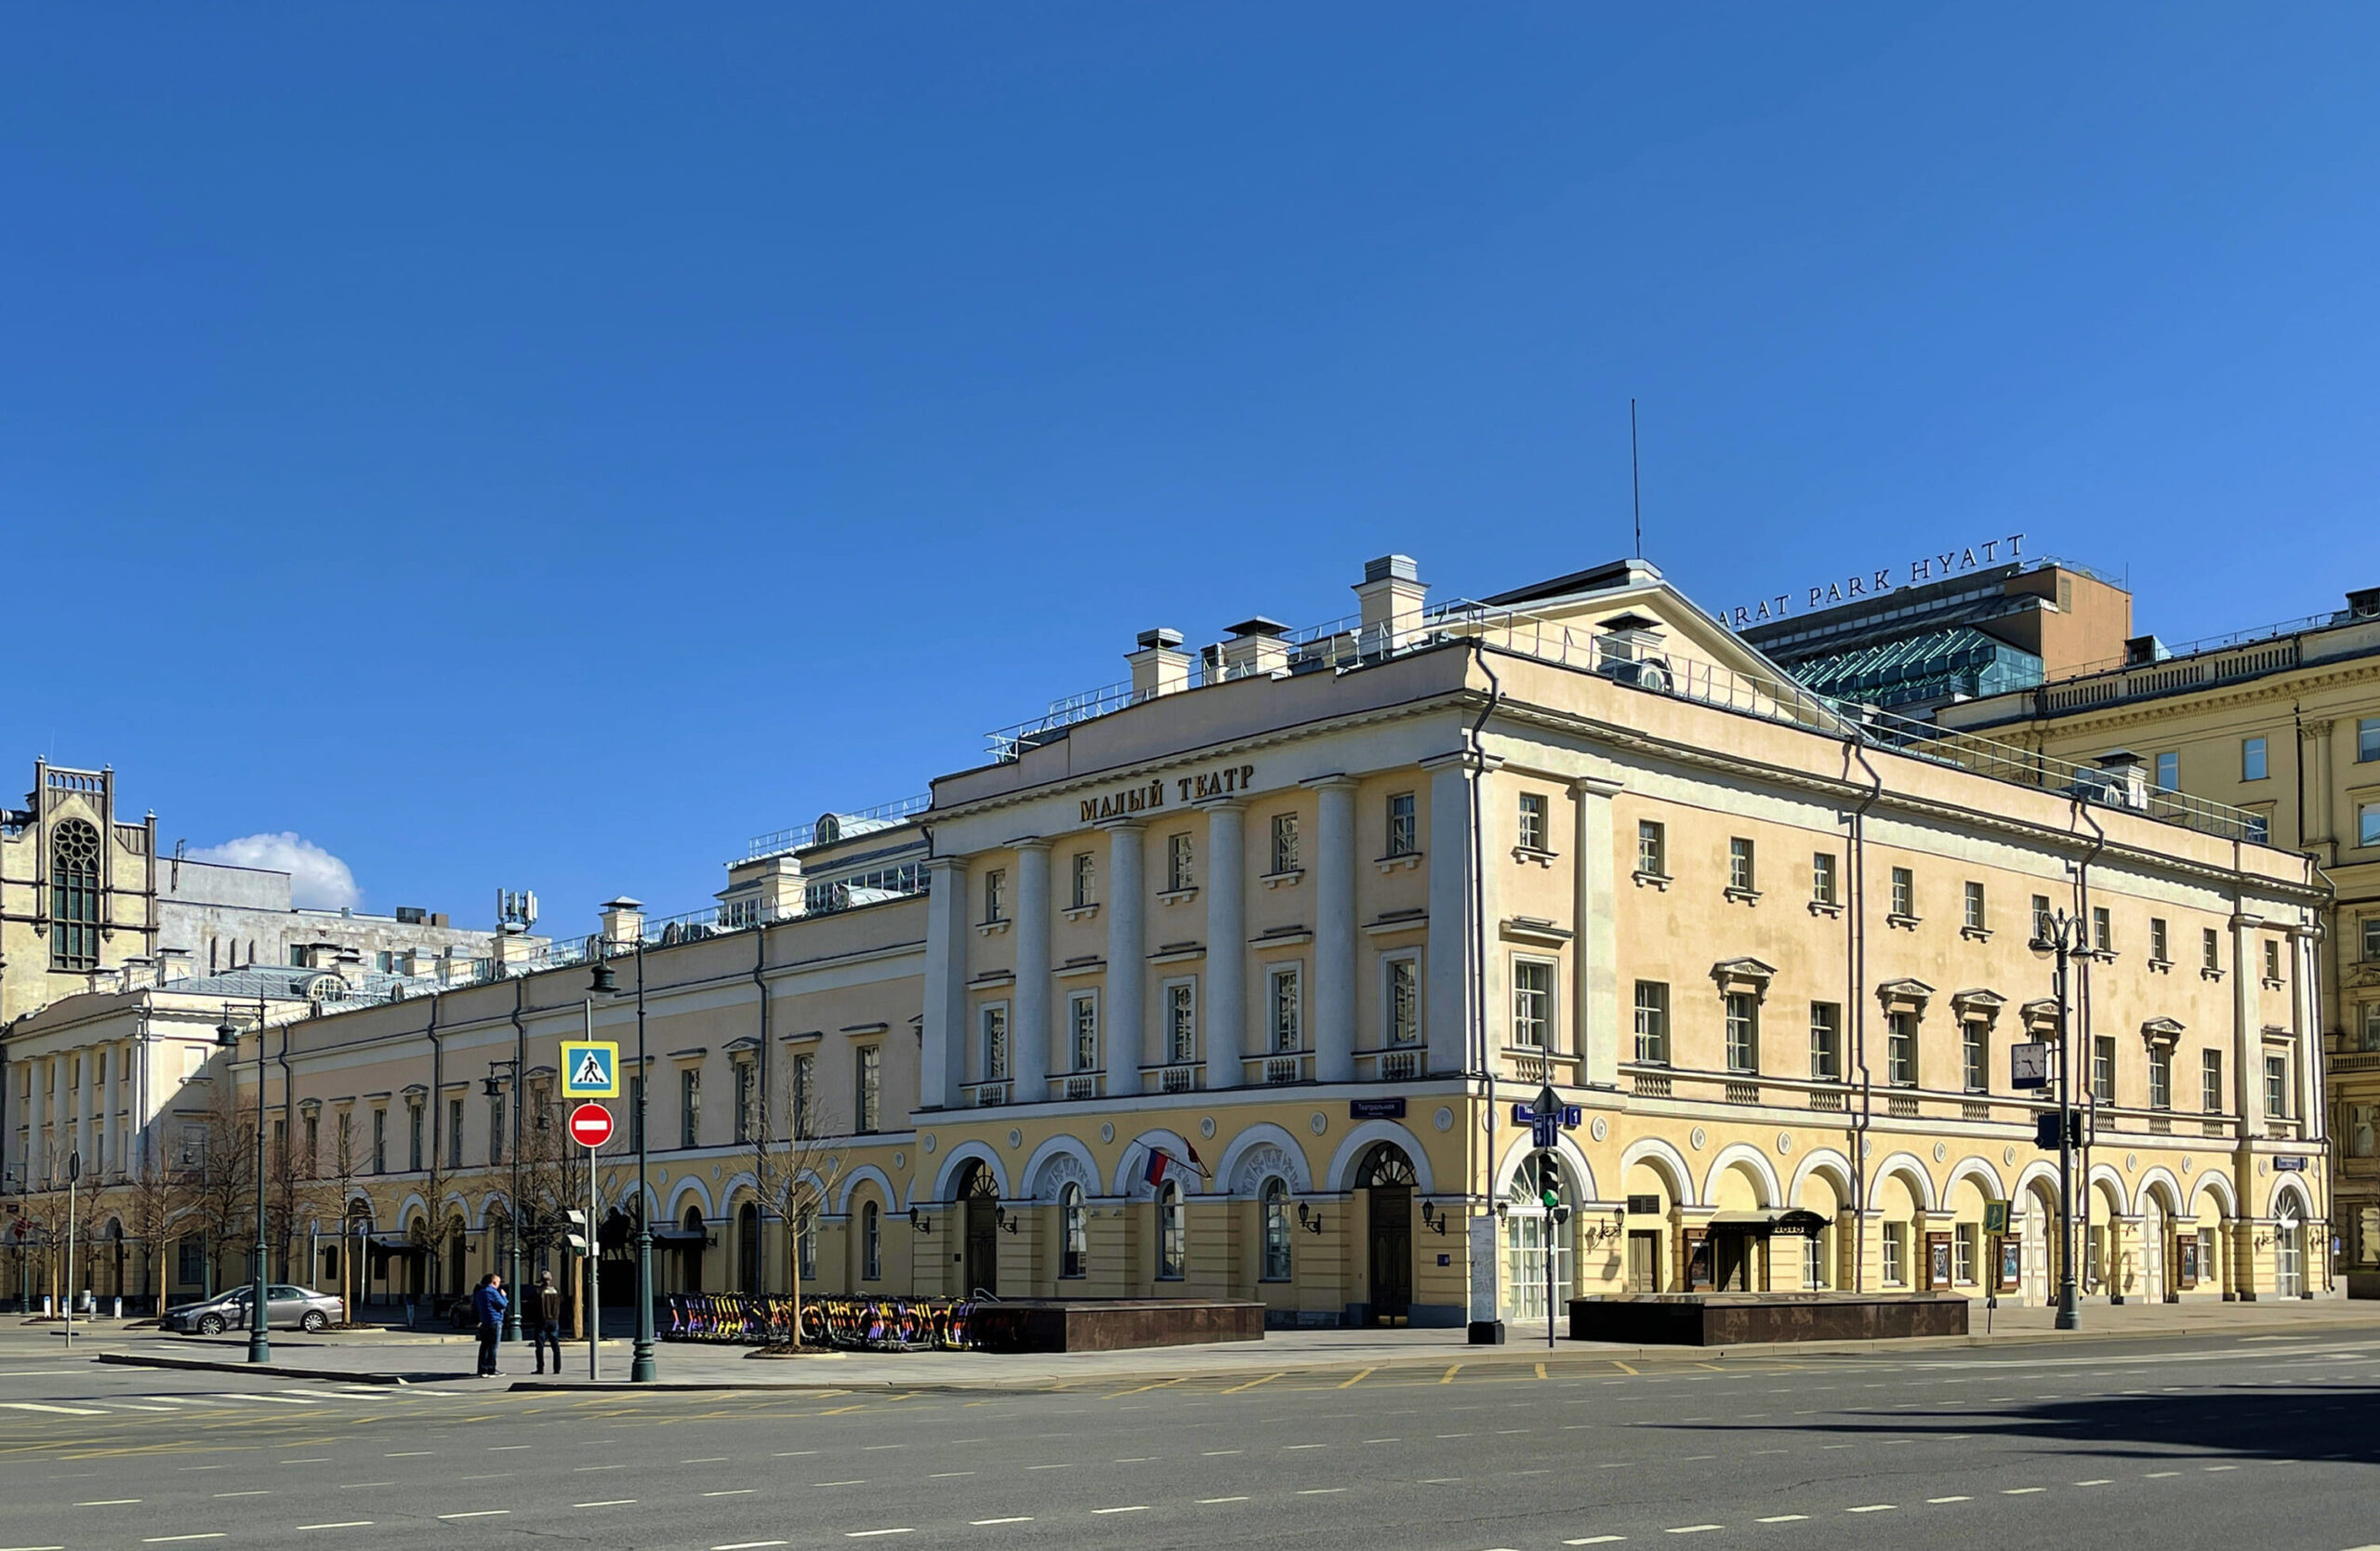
[561, 1041, 620, 1098]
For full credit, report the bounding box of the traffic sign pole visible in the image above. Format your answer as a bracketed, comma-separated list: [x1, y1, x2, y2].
[568, 1101, 615, 1382]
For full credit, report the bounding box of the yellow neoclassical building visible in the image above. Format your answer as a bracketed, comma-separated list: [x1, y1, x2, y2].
[2, 555, 2337, 1325]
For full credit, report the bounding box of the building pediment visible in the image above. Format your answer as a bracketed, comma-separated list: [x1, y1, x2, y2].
[1875, 977, 1936, 1011]
[2140, 1016, 2186, 1046]
[1950, 987, 2006, 1020]
[1711, 957, 1778, 998]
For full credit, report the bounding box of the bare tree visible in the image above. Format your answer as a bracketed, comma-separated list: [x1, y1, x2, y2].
[750, 1054, 843, 1350]
[190, 1085, 257, 1297]
[323, 1109, 363, 1322]
[120, 1133, 192, 1319]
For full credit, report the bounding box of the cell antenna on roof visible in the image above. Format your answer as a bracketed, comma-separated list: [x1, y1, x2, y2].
[1629, 398, 1644, 559]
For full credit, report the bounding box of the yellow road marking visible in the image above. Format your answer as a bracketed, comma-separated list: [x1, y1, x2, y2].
[1336, 1368, 1375, 1389]
[1221, 1372, 1282, 1394]
[1612, 1360, 1639, 1375]
[1535, 1362, 1548, 1380]
[1439, 1365, 1461, 1385]
[1110, 1377, 1186, 1398]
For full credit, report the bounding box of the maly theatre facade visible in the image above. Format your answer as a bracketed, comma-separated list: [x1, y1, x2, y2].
[3, 555, 2335, 1320]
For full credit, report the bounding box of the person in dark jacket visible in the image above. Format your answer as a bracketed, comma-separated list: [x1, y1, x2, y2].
[530, 1271, 564, 1374]
[471, 1273, 507, 1376]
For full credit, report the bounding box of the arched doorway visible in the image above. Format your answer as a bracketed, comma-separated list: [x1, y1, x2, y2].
[2139, 1195, 2167, 1303]
[2020, 1184, 2054, 1306]
[2275, 1197, 2307, 1298]
[737, 1201, 760, 1293]
[959, 1160, 999, 1296]
[679, 1206, 706, 1292]
[1357, 1143, 1415, 1326]
[1503, 1153, 1572, 1322]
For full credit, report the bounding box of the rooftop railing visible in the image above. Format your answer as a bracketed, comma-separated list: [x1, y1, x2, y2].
[740, 794, 932, 862]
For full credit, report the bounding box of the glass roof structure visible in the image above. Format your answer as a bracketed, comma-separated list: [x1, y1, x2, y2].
[1787, 625, 2043, 709]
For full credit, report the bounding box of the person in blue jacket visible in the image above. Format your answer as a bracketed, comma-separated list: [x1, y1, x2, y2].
[471, 1272, 508, 1377]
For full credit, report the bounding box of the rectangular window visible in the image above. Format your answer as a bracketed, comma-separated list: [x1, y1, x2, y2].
[2202, 927, 2221, 972]
[1166, 832, 1194, 893]
[2364, 1001, 2380, 1054]
[1070, 993, 1100, 1072]
[679, 1068, 700, 1148]
[1728, 837, 1755, 893]
[2364, 916, 2380, 963]
[2264, 1053, 2288, 1119]
[1886, 1012, 1917, 1086]
[1809, 1001, 1842, 1080]
[1517, 792, 1548, 852]
[983, 868, 1006, 923]
[2202, 1049, 2223, 1113]
[981, 1003, 1010, 1081]
[1812, 852, 1838, 906]
[2361, 717, 2380, 763]
[375, 949, 394, 973]
[1882, 1222, 1907, 1287]
[2242, 736, 2268, 781]
[1166, 980, 1197, 1064]
[178, 1238, 203, 1287]
[1637, 820, 1666, 877]
[406, 1104, 422, 1171]
[1384, 956, 1420, 1047]
[1269, 964, 1303, 1053]
[373, 1109, 389, 1174]
[1270, 812, 1300, 873]
[1070, 852, 1095, 908]
[2093, 906, 2112, 955]
[1803, 1232, 1831, 1291]
[1962, 1021, 1988, 1094]
[489, 1095, 505, 1165]
[791, 1053, 815, 1138]
[1633, 982, 1670, 1064]
[734, 1062, 756, 1143]
[2149, 1045, 2172, 1110]
[1955, 1224, 1978, 1286]
[2265, 938, 2281, 981]
[1386, 791, 1419, 856]
[2150, 917, 2170, 963]
[2361, 803, 2380, 849]
[2155, 750, 2179, 790]
[2092, 1035, 2116, 1104]
[1724, 992, 1758, 1073]
[1890, 867, 1914, 918]
[855, 1047, 881, 1133]
[2032, 894, 2054, 942]
[1964, 881, 1986, 931]
[1512, 960, 1554, 1051]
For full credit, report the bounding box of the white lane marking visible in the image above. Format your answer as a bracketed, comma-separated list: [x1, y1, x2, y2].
[969, 1518, 1033, 1527]
[437, 1511, 510, 1519]
[385, 1451, 432, 1457]
[1665, 1529, 1724, 1536]
[574, 1465, 624, 1472]
[712, 1543, 788, 1550]
[2075, 1479, 2112, 1487]
[1092, 1506, 1150, 1515]
[1197, 1497, 1250, 1505]
[1564, 1539, 1627, 1546]
[1299, 1488, 1347, 1495]
[1927, 1496, 1973, 1504]
[575, 1500, 638, 1508]
[704, 1490, 756, 1497]
[213, 1393, 320, 1405]
[2003, 1487, 2046, 1495]
[1203, 1450, 1243, 1455]
[143, 1539, 228, 1544]
[1757, 1515, 1808, 1522]
[814, 1479, 867, 1487]
[1846, 1505, 1897, 1514]
[1026, 1464, 1073, 1471]
[928, 1472, 975, 1479]
[2144, 1471, 2181, 1478]
[3, 1403, 108, 1415]
[845, 1533, 913, 1541]
[212, 1491, 271, 1498]
[298, 1525, 374, 1531]
[2204, 1465, 2241, 1473]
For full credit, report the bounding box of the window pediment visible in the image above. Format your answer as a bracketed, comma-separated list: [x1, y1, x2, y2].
[2140, 1016, 2185, 1047]
[2019, 998, 2063, 1038]
[1874, 977, 1936, 1013]
[1950, 988, 2005, 1025]
[1710, 957, 1778, 999]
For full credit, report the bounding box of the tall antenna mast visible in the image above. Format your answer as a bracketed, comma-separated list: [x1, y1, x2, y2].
[1629, 398, 1643, 559]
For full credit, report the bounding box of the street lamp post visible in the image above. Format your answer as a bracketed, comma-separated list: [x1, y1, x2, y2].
[2029, 908, 2086, 1332]
[484, 1060, 523, 1342]
[216, 998, 271, 1364]
[598, 936, 656, 1384]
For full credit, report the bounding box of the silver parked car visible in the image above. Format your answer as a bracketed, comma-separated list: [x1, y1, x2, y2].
[163, 1284, 343, 1334]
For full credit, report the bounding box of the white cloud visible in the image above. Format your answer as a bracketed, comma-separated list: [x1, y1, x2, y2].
[189, 832, 363, 910]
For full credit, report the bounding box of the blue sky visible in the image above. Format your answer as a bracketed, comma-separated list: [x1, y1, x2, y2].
[7, 6, 2375, 929]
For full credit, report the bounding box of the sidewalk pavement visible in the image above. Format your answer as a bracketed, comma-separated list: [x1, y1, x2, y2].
[33, 1295, 2380, 1393]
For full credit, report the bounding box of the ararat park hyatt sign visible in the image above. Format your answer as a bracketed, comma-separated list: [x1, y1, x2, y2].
[1725, 532, 2027, 630]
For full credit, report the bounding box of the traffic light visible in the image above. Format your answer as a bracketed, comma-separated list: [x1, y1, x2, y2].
[2033, 1112, 2082, 1149]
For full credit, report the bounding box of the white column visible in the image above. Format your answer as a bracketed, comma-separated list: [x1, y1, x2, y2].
[2293, 923, 2322, 1142]
[1104, 824, 1145, 1096]
[50, 1057, 67, 1182]
[2233, 912, 2265, 1136]
[1307, 776, 1359, 1084]
[2303, 721, 2337, 850]
[1201, 802, 1247, 1087]
[26, 1057, 46, 1185]
[105, 1041, 122, 1176]
[1013, 840, 1051, 1101]
[919, 856, 971, 1113]
[1424, 756, 1474, 1077]
[1571, 776, 1623, 1089]
[77, 1050, 95, 1171]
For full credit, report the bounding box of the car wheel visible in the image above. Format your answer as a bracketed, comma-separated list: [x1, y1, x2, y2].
[300, 1310, 328, 1332]
[196, 1314, 225, 1335]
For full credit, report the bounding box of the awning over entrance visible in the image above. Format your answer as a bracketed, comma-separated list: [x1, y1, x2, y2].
[1703, 1210, 1831, 1238]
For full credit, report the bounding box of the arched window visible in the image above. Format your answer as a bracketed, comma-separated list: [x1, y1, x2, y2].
[1501, 1153, 1572, 1322]
[1261, 1178, 1292, 1281]
[1157, 1179, 1185, 1280]
[49, 819, 102, 971]
[1059, 1183, 1087, 1279]
[861, 1200, 881, 1281]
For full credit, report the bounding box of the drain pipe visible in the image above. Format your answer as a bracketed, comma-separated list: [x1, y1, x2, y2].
[1467, 639, 1505, 1300]
[751, 921, 773, 1286]
[2069, 795, 2109, 1296]
[1844, 726, 1884, 1294]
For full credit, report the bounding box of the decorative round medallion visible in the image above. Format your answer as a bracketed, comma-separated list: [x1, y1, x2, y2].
[655, 1168, 668, 1185]
[2257, 1159, 2268, 1176]
[892, 1151, 906, 1170]
[1860, 1137, 1872, 1158]
[712, 1164, 722, 1181]
[1435, 1107, 1455, 1133]
[2003, 1146, 2017, 1167]
[922, 1134, 936, 1155]
[1590, 1115, 1608, 1143]
[1689, 1127, 1707, 1152]
[2181, 1155, 2193, 1175]
[1933, 1142, 1947, 1164]
[1199, 1116, 1217, 1139]
[1100, 1121, 1115, 1144]
[1001, 1128, 1018, 1149]
[1310, 1111, 1329, 1136]
[2124, 1152, 2137, 1173]
[1778, 1133, 1793, 1155]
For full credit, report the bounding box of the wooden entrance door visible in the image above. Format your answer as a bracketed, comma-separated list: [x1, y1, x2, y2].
[1627, 1230, 1662, 1292]
[1358, 1144, 1416, 1325]
[960, 1161, 999, 1297]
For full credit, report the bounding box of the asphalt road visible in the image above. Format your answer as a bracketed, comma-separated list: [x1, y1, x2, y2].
[3, 1325, 2378, 1551]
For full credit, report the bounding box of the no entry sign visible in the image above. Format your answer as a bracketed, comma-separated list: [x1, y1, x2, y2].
[569, 1102, 615, 1149]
